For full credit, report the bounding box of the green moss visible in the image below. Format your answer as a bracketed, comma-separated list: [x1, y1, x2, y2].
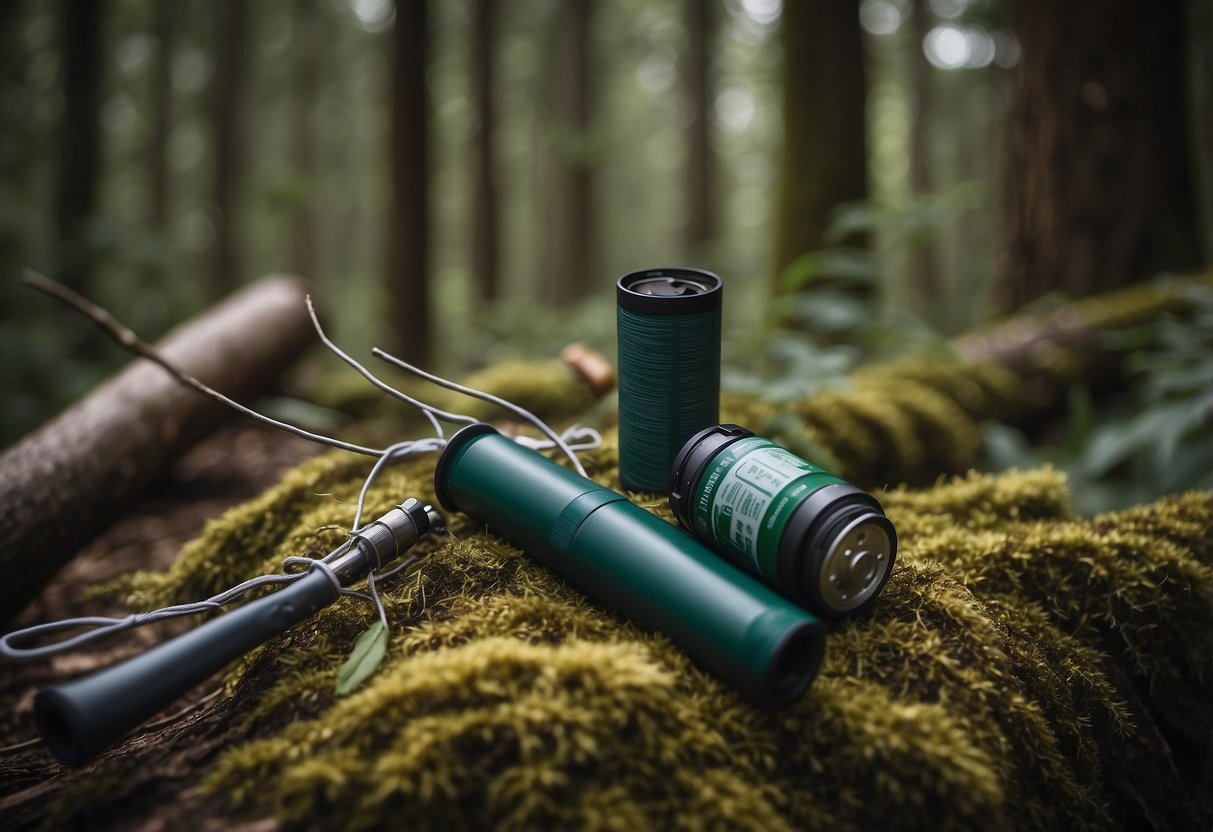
[1072, 273, 1213, 332]
[716, 276, 1213, 492]
[161, 456, 1211, 829]
[881, 467, 1071, 537]
[793, 389, 886, 481]
[723, 356, 1025, 488]
[905, 491, 1213, 684]
[307, 357, 601, 433]
[121, 453, 442, 608]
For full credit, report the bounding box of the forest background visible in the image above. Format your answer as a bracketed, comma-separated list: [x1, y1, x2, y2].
[0, 0, 1210, 515]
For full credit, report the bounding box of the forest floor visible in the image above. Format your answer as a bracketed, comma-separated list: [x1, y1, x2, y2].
[0, 422, 318, 830]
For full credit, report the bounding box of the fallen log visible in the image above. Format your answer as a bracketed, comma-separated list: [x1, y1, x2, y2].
[0, 275, 314, 623]
[952, 274, 1213, 412]
[725, 273, 1213, 488]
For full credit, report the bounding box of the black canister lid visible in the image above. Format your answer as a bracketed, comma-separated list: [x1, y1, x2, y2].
[433, 423, 498, 512]
[778, 484, 897, 618]
[617, 267, 723, 315]
[668, 423, 753, 529]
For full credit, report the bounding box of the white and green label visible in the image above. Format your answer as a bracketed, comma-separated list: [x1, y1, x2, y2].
[692, 437, 842, 578]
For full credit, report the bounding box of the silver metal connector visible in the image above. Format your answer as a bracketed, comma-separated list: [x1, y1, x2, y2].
[328, 499, 445, 584]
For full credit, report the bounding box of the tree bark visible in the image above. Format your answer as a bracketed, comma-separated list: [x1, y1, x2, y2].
[388, 0, 430, 363]
[1187, 0, 1213, 260]
[209, 0, 252, 297]
[289, 0, 321, 280]
[684, 0, 716, 251]
[907, 0, 938, 304]
[471, 0, 500, 301]
[544, 0, 595, 307]
[54, 0, 108, 295]
[0, 276, 315, 624]
[998, 0, 1203, 311]
[773, 0, 868, 288]
[148, 0, 174, 236]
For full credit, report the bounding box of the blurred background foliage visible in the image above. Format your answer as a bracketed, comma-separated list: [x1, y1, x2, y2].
[982, 281, 1213, 514]
[0, 0, 1210, 513]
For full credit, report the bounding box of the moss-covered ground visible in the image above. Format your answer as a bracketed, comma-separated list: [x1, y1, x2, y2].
[66, 277, 1212, 829]
[101, 406, 1210, 829]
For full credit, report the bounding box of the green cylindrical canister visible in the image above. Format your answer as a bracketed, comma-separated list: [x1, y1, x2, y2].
[616, 267, 722, 493]
[435, 424, 824, 707]
[669, 425, 898, 619]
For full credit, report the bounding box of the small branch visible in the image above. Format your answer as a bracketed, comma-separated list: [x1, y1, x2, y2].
[25, 269, 229, 404]
[0, 274, 321, 622]
[22, 270, 383, 459]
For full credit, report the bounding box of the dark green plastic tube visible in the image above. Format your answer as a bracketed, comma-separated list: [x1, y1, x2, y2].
[434, 424, 824, 707]
[616, 267, 722, 492]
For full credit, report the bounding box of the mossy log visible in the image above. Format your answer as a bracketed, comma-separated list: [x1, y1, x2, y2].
[727, 274, 1213, 489]
[0, 276, 314, 623]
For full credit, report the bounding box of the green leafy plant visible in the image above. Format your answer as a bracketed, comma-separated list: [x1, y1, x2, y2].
[982, 282, 1213, 514]
[336, 620, 389, 696]
[723, 189, 976, 403]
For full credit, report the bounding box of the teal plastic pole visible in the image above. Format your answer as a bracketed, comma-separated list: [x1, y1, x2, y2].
[434, 424, 825, 707]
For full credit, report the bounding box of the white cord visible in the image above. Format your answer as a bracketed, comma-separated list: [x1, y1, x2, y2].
[372, 348, 592, 478]
[3, 283, 603, 663]
[0, 424, 600, 661]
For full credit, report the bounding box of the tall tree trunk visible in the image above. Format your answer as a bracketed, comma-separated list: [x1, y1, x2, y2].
[388, 0, 430, 363]
[907, 0, 938, 304]
[545, 0, 594, 307]
[684, 0, 716, 252]
[54, 0, 108, 295]
[998, 0, 1203, 312]
[1191, 0, 1213, 261]
[148, 0, 174, 268]
[772, 0, 868, 289]
[209, 0, 251, 297]
[289, 0, 321, 279]
[471, 0, 500, 301]
[0, 1, 31, 222]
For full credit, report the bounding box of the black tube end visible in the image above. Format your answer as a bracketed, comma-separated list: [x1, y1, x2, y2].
[35, 687, 91, 766]
[668, 423, 753, 530]
[434, 423, 499, 513]
[616, 267, 722, 315]
[763, 620, 825, 709]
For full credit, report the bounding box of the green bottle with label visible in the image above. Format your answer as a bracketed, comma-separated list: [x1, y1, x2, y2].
[669, 424, 898, 618]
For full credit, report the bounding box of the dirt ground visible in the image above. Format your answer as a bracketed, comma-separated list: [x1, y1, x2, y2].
[0, 423, 319, 830]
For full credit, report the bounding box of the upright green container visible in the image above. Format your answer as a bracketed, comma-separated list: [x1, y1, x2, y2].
[435, 424, 824, 707]
[616, 267, 722, 493]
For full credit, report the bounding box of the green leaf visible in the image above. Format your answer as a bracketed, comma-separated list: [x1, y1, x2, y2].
[336, 621, 388, 696]
[980, 422, 1037, 472]
[823, 201, 885, 243]
[780, 247, 878, 291]
[1064, 384, 1094, 455]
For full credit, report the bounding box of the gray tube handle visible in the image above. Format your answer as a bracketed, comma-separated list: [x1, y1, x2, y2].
[34, 569, 337, 765]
